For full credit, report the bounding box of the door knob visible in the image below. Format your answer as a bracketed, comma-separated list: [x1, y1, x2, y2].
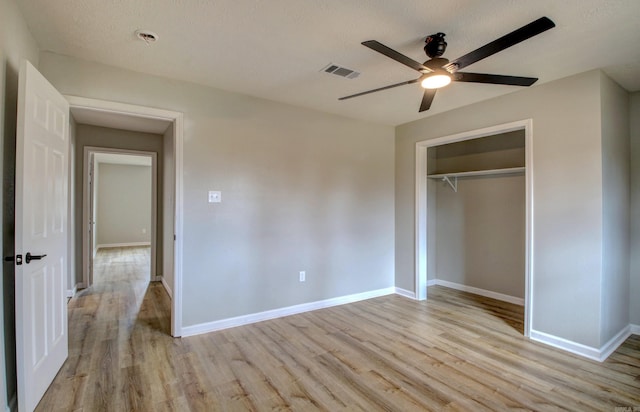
[25, 253, 47, 264]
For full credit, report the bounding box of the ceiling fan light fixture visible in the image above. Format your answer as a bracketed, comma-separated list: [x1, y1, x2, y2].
[421, 72, 451, 89]
[342, 17, 555, 111]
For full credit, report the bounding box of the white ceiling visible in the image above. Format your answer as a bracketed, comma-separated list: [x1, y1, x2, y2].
[18, 0, 640, 126]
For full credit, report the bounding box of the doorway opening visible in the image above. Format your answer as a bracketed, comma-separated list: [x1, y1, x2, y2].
[415, 119, 533, 336]
[67, 96, 184, 337]
[84, 149, 156, 287]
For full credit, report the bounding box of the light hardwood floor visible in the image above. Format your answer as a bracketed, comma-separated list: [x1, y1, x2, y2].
[37, 246, 640, 411]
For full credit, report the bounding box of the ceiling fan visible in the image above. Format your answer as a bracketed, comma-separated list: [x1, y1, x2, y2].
[339, 17, 555, 112]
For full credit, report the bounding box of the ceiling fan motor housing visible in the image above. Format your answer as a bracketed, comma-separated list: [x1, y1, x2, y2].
[424, 33, 447, 58]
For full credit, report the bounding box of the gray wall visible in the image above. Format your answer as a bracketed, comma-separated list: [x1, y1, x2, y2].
[73, 125, 163, 284]
[599, 72, 630, 345]
[0, 0, 40, 407]
[428, 131, 525, 174]
[40, 52, 396, 327]
[630, 92, 640, 325]
[162, 126, 175, 296]
[96, 163, 152, 246]
[397, 70, 605, 348]
[435, 175, 525, 298]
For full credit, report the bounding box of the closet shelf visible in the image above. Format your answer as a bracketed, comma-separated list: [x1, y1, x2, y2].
[427, 166, 525, 179]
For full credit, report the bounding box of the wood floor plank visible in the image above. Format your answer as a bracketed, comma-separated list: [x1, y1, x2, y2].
[35, 246, 640, 411]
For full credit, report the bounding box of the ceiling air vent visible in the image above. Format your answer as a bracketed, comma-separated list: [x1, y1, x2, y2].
[321, 63, 360, 79]
[135, 29, 158, 45]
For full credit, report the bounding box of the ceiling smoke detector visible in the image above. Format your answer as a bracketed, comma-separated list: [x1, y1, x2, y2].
[135, 29, 158, 45]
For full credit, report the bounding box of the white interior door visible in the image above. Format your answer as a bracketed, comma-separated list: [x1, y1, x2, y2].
[15, 60, 69, 412]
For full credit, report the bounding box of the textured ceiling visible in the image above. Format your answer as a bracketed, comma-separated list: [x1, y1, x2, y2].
[17, 0, 640, 126]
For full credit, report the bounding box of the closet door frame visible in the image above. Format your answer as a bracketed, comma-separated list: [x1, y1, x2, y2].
[414, 118, 533, 336]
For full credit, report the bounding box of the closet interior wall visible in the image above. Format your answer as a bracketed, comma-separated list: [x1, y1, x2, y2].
[428, 130, 526, 300]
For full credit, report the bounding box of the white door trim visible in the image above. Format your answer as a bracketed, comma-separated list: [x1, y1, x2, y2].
[414, 119, 534, 337]
[66, 95, 184, 337]
[82, 147, 157, 286]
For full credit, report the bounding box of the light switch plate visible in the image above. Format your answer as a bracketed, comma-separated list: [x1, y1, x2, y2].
[208, 191, 221, 203]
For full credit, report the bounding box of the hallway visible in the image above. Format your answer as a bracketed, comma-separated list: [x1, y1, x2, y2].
[36, 246, 172, 411]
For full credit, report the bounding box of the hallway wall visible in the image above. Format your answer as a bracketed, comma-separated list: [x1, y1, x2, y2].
[96, 163, 152, 247]
[73, 125, 164, 285]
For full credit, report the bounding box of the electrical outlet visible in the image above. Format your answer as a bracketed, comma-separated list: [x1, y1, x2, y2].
[299, 271, 306, 282]
[208, 190, 221, 203]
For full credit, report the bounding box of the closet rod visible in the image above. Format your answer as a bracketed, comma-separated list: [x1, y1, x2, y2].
[428, 166, 525, 192]
[427, 166, 525, 179]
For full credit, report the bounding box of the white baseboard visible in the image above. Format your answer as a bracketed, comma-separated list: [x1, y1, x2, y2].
[394, 287, 416, 299]
[181, 287, 395, 337]
[530, 329, 601, 361]
[427, 279, 437, 287]
[431, 279, 524, 306]
[599, 325, 632, 361]
[97, 242, 151, 249]
[530, 325, 631, 362]
[393, 281, 436, 299]
[631, 324, 640, 335]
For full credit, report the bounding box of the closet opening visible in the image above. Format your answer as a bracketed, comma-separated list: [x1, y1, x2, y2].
[415, 119, 533, 336]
